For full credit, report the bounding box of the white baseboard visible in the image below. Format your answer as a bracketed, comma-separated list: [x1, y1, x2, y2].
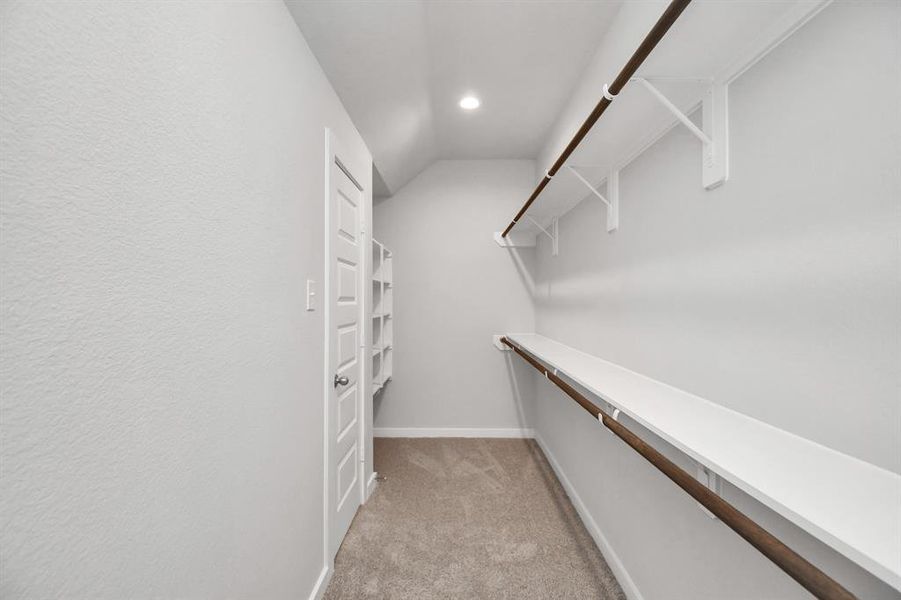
[533, 433, 644, 600]
[373, 427, 535, 439]
[365, 471, 378, 501]
[307, 564, 331, 600]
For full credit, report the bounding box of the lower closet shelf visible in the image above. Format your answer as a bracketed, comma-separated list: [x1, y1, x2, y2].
[505, 333, 901, 591]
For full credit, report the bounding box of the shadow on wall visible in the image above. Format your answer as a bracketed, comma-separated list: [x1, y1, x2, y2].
[500, 243, 548, 303]
[503, 351, 532, 434]
[373, 390, 384, 423]
[502, 238, 613, 310]
[499, 194, 629, 311]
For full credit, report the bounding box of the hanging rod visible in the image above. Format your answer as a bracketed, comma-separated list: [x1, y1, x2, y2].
[501, 0, 693, 238]
[500, 336, 859, 600]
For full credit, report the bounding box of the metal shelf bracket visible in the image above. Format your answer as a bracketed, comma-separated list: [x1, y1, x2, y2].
[633, 77, 729, 189]
[697, 464, 723, 519]
[525, 216, 559, 256]
[566, 166, 619, 233]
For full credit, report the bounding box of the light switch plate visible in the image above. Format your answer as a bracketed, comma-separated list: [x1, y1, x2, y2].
[306, 279, 316, 311]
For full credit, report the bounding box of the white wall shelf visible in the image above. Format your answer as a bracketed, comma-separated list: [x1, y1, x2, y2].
[505, 333, 901, 591]
[508, 0, 831, 242]
[371, 239, 393, 395]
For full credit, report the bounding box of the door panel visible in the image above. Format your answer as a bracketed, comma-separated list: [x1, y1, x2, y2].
[336, 443, 358, 511]
[337, 385, 357, 440]
[328, 150, 364, 556]
[336, 325, 357, 368]
[337, 261, 357, 304]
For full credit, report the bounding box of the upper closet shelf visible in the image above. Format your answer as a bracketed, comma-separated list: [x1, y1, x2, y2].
[503, 0, 831, 241]
[505, 333, 901, 591]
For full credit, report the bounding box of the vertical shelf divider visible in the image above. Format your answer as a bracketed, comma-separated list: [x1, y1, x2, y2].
[372, 239, 393, 395]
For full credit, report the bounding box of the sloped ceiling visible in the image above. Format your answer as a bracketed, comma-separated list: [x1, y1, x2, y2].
[285, 0, 623, 195]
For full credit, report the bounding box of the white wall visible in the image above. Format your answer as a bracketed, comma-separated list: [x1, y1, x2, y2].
[0, 2, 371, 599]
[372, 160, 535, 435]
[527, 2, 900, 599]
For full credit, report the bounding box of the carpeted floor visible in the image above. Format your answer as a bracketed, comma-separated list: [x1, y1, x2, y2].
[323, 438, 626, 599]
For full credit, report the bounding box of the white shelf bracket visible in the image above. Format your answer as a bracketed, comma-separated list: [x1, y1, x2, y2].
[565, 166, 619, 232]
[696, 464, 722, 519]
[633, 77, 729, 189]
[525, 215, 559, 256]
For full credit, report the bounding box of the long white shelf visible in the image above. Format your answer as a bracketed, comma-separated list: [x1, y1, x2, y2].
[506, 333, 901, 591]
[519, 0, 831, 233]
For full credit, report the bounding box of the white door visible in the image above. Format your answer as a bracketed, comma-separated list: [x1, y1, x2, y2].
[327, 144, 364, 556]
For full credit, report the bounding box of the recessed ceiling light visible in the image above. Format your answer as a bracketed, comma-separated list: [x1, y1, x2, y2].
[459, 95, 480, 110]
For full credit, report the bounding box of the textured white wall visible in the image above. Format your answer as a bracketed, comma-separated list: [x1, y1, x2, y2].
[528, 3, 900, 599]
[372, 160, 535, 433]
[0, 2, 370, 598]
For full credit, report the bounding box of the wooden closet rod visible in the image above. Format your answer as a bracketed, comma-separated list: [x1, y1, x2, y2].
[501, 0, 692, 238]
[500, 337, 858, 600]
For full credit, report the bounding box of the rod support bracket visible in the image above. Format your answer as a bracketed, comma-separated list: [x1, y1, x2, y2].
[565, 166, 619, 233]
[697, 464, 723, 519]
[602, 83, 618, 101]
[701, 82, 729, 189]
[633, 77, 729, 189]
[525, 216, 559, 256]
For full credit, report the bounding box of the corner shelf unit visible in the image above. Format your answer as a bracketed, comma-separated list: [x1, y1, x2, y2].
[371, 239, 393, 395]
[504, 333, 901, 592]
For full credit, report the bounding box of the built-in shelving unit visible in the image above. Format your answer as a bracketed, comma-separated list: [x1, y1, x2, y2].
[503, 333, 901, 592]
[372, 239, 393, 395]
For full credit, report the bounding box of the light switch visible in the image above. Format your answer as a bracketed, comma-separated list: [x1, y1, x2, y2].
[306, 279, 316, 311]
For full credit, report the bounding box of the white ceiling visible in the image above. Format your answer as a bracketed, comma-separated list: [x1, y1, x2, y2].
[285, 0, 623, 195]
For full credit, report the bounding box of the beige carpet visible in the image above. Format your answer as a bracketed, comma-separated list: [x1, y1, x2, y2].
[323, 438, 626, 599]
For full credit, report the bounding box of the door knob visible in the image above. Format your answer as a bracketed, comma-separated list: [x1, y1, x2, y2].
[334, 374, 350, 388]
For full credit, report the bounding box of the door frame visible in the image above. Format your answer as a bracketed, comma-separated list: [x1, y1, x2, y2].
[322, 128, 369, 570]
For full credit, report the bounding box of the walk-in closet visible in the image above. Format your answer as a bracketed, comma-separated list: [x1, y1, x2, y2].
[2, 1, 898, 599]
